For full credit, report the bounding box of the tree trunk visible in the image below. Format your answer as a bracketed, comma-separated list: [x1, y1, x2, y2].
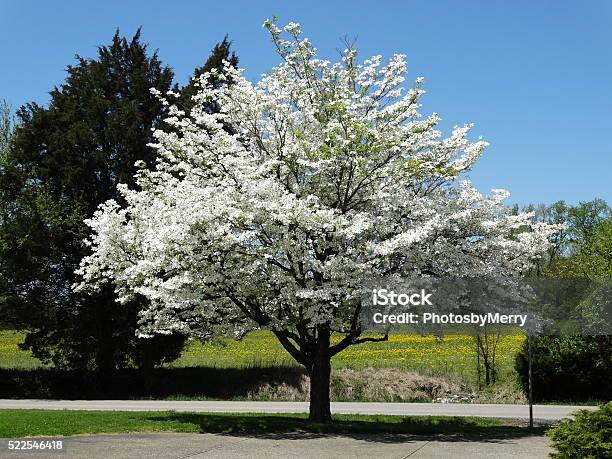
[308, 326, 332, 423]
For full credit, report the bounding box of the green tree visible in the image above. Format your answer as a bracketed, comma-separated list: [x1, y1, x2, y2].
[514, 199, 612, 401]
[567, 198, 611, 251]
[177, 35, 239, 114]
[545, 200, 611, 278]
[519, 199, 610, 276]
[0, 100, 13, 155]
[0, 100, 18, 327]
[0, 31, 186, 371]
[516, 335, 612, 401]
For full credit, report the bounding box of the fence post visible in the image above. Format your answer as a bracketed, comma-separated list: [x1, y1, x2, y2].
[528, 333, 533, 428]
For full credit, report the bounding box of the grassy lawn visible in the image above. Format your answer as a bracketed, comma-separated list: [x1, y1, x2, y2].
[0, 330, 524, 383]
[0, 331, 43, 370]
[0, 409, 545, 438]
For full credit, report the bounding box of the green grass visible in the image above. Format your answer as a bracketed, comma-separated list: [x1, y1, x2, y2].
[0, 410, 545, 438]
[0, 329, 524, 383]
[0, 330, 43, 370]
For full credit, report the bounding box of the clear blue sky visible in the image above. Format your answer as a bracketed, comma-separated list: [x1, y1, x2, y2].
[2, 0, 610, 206]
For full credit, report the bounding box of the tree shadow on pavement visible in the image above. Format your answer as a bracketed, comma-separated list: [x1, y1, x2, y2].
[147, 413, 547, 444]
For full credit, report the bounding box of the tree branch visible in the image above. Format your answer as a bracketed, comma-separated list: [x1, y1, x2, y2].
[329, 328, 388, 356]
[273, 330, 308, 366]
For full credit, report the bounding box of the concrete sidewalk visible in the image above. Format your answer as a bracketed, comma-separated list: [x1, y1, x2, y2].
[0, 399, 594, 421]
[0, 432, 552, 458]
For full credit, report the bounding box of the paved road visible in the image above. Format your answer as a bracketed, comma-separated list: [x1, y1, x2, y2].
[0, 432, 552, 458]
[0, 400, 594, 421]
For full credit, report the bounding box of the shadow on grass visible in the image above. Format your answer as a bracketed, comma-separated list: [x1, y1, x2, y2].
[146, 413, 547, 443]
[0, 366, 305, 400]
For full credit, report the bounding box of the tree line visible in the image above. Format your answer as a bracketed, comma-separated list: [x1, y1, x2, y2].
[513, 200, 611, 401]
[473, 199, 611, 396]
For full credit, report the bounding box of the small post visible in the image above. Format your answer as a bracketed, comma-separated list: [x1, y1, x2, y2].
[528, 333, 533, 428]
[476, 335, 481, 391]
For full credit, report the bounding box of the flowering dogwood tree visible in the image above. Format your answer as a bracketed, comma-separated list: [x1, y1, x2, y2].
[77, 19, 558, 422]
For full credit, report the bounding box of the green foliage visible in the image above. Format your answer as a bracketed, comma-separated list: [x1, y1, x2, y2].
[547, 402, 612, 458]
[534, 199, 612, 276]
[0, 100, 14, 156]
[0, 31, 241, 371]
[177, 35, 238, 114]
[0, 30, 184, 370]
[0, 330, 41, 369]
[0, 100, 18, 327]
[514, 200, 612, 404]
[551, 218, 612, 278]
[567, 199, 611, 250]
[515, 336, 612, 402]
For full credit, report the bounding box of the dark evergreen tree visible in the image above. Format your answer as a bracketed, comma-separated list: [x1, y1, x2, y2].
[177, 35, 239, 115]
[0, 30, 186, 371]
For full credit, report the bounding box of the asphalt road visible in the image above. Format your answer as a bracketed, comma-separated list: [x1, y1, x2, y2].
[0, 432, 552, 458]
[0, 400, 594, 421]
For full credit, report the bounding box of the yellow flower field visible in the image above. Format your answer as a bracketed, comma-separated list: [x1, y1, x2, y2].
[0, 330, 43, 369]
[0, 329, 526, 383]
[173, 331, 525, 382]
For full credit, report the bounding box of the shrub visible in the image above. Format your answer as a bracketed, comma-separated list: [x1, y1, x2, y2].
[515, 335, 612, 402]
[547, 402, 612, 458]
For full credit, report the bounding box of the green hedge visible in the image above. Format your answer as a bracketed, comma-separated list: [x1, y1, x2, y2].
[515, 336, 612, 402]
[547, 402, 612, 458]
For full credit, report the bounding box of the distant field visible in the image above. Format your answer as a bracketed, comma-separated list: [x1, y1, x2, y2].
[176, 332, 524, 382]
[0, 330, 524, 383]
[0, 331, 43, 370]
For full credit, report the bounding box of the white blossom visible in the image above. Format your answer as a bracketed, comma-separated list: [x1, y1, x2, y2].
[76, 19, 560, 343]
